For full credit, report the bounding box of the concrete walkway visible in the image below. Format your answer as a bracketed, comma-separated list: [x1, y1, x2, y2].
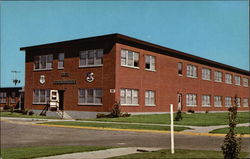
[36, 147, 162, 159]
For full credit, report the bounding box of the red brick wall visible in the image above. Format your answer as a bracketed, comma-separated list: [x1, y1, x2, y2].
[115, 43, 249, 112]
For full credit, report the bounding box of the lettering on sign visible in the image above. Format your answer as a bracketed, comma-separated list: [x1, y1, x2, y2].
[53, 80, 76, 85]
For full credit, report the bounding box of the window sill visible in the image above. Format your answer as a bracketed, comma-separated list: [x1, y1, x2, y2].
[178, 74, 183, 77]
[202, 79, 211, 81]
[121, 65, 140, 70]
[121, 104, 139, 106]
[186, 76, 197, 79]
[214, 105, 222, 107]
[78, 103, 102, 106]
[202, 105, 211, 107]
[145, 104, 156, 107]
[58, 67, 64, 70]
[243, 105, 249, 107]
[243, 85, 249, 87]
[235, 84, 241, 86]
[79, 65, 103, 68]
[225, 82, 232, 85]
[145, 69, 156, 72]
[34, 68, 53, 72]
[214, 81, 222, 83]
[33, 103, 47, 105]
[186, 105, 197, 107]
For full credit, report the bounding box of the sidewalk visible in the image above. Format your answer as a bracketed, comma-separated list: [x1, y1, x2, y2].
[36, 147, 162, 159]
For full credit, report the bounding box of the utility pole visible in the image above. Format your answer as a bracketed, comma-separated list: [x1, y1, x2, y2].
[11, 70, 21, 86]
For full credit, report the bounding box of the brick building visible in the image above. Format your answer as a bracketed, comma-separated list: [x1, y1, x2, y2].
[0, 87, 24, 109]
[20, 34, 249, 118]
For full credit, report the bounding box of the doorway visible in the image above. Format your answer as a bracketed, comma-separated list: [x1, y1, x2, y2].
[58, 90, 65, 111]
[177, 93, 182, 111]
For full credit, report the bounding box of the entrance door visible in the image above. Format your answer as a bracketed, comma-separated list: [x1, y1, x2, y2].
[177, 93, 182, 111]
[58, 90, 64, 111]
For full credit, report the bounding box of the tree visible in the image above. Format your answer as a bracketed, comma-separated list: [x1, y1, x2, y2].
[221, 95, 241, 159]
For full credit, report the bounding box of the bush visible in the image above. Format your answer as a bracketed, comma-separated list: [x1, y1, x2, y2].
[121, 112, 131, 117]
[205, 110, 209, 114]
[96, 113, 108, 118]
[221, 96, 241, 159]
[187, 109, 195, 113]
[3, 105, 11, 110]
[28, 111, 34, 116]
[174, 110, 183, 121]
[22, 110, 28, 115]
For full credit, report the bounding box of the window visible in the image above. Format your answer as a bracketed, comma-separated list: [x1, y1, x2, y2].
[34, 54, 53, 70]
[145, 90, 155, 106]
[0, 92, 7, 103]
[121, 49, 139, 68]
[234, 76, 241, 86]
[79, 49, 103, 67]
[214, 71, 222, 82]
[225, 97, 232, 107]
[11, 92, 16, 103]
[186, 65, 197, 78]
[33, 90, 50, 104]
[225, 74, 232, 84]
[243, 78, 249, 87]
[58, 53, 64, 69]
[243, 98, 249, 107]
[145, 55, 156, 71]
[202, 68, 211, 80]
[120, 88, 139, 105]
[78, 88, 102, 105]
[214, 96, 222, 107]
[236, 97, 241, 107]
[186, 94, 197, 106]
[178, 62, 183, 75]
[202, 95, 211, 107]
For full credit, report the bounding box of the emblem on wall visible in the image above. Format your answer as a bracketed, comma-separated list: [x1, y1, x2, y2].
[86, 72, 94, 83]
[40, 75, 45, 84]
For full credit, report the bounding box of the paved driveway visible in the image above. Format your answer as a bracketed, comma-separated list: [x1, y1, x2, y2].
[1, 119, 250, 153]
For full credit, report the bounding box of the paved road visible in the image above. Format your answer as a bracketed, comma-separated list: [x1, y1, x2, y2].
[1, 120, 250, 153]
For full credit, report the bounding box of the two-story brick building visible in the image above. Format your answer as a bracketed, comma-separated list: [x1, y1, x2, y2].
[20, 33, 249, 118]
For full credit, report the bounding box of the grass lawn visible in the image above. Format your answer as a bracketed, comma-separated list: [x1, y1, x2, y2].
[1, 146, 114, 159]
[109, 149, 249, 159]
[81, 112, 250, 126]
[0, 111, 59, 119]
[210, 126, 250, 134]
[41, 121, 189, 131]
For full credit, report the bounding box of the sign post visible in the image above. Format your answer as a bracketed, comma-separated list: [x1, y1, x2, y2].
[170, 104, 175, 154]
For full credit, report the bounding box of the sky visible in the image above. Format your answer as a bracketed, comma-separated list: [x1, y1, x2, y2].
[0, 1, 249, 87]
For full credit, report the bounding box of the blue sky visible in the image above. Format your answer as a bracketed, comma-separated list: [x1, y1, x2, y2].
[0, 1, 249, 87]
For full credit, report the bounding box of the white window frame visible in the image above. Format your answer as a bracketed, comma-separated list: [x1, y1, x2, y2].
[225, 73, 232, 84]
[243, 98, 249, 107]
[78, 88, 102, 105]
[145, 55, 156, 71]
[225, 97, 232, 107]
[58, 53, 64, 69]
[0, 92, 7, 103]
[186, 94, 197, 106]
[234, 76, 241, 86]
[79, 49, 103, 67]
[202, 68, 211, 80]
[214, 96, 222, 107]
[11, 92, 16, 103]
[214, 71, 222, 82]
[33, 90, 50, 104]
[236, 97, 241, 107]
[145, 90, 156, 106]
[34, 54, 53, 71]
[202, 95, 211, 107]
[120, 88, 139, 106]
[121, 49, 139, 69]
[243, 78, 249, 87]
[186, 65, 197, 78]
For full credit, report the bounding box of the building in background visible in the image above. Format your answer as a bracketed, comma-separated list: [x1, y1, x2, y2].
[20, 34, 249, 119]
[0, 87, 24, 109]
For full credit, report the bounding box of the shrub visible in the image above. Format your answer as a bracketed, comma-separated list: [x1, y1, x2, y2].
[121, 112, 131, 117]
[28, 110, 34, 116]
[96, 113, 108, 118]
[187, 109, 195, 113]
[22, 109, 28, 115]
[205, 110, 209, 114]
[3, 105, 11, 110]
[174, 110, 183, 121]
[221, 95, 241, 159]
